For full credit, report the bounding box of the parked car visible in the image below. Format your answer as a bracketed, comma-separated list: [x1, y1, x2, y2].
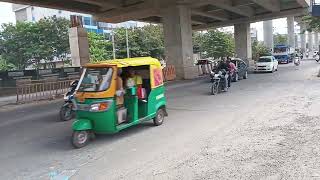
[254, 56, 278, 73]
[230, 58, 248, 82]
[274, 55, 291, 64]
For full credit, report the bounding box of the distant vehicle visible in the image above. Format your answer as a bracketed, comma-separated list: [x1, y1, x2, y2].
[313, 51, 319, 58]
[210, 69, 228, 95]
[254, 56, 278, 73]
[273, 45, 294, 64]
[230, 58, 248, 82]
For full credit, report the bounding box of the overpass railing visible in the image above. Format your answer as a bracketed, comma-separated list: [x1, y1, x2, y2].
[16, 78, 78, 103]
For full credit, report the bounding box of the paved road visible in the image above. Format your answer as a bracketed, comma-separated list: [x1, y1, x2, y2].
[1, 60, 320, 179]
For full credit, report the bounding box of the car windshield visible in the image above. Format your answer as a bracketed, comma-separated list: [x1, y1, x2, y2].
[274, 55, 286, 59]
[274, 47, 286, 53]
[257, 58, 271, 62]
[78, 67, 113, 92]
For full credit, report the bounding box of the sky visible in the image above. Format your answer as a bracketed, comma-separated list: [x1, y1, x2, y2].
[0, 2, 294, 41]
[0, 2, 15, 26]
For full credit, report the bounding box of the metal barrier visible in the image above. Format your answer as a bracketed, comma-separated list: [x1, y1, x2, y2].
[16, 78, 77, 103]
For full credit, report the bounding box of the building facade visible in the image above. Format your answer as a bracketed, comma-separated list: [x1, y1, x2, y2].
[12, 4, 138, 34]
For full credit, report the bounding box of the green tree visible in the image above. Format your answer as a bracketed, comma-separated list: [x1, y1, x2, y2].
[0, 55, 16, 71]
[0, 17, 70, 70]
[252, 40, 271, 60]
[302, 15, 320, 32]
[274, 33, 288, 45]
[194, 30, 234, 59]
[114, 25, 164, 59]
[88, 32, 113, 62]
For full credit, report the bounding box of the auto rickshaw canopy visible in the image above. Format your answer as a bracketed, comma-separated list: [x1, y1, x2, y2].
[84, 57, 162, 68]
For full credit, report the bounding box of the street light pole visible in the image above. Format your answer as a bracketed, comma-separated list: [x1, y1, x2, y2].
[112, 30, 116, 59]
[126, 27, 130, 58]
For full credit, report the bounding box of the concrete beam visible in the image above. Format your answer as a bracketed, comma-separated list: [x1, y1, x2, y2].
[2, 0, 99, 14]
[193, 8, 307, 30]
[94, 0, 175, 23]
[73, 0, 120, 8]
[192, 20, 205, 24]
[251, 0, 280, 12]
[208, 0, 254, 17]
[295, 0, 310, 8]
[189, 0, 254, 17]
[192, 10, 228, 21]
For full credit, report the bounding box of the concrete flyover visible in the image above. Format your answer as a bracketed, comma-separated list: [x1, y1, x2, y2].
[2, 0, 310, 79]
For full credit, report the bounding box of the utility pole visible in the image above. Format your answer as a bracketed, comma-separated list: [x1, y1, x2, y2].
[126, 26, 130, 58]
[112, 30, 116, 59]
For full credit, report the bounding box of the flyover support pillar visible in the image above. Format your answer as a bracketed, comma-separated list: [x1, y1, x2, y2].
[314, 32, 319, 51]
[69, 27, 90, 67]
[234, 23, 252, 64]
[300, 23, 307, 54]
[263, 20, 274, 52]
[308, 31, 313, 55]
[162, 5, 198, 80]
[287, 16, 295, 48]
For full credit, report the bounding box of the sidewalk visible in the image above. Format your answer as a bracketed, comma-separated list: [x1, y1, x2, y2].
[0, 95, 17, 107]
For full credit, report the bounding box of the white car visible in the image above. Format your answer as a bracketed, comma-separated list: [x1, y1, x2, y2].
[254, 56, 278, 73]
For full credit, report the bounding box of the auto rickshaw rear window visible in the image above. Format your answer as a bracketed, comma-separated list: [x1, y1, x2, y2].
[78, 68, 113, 92]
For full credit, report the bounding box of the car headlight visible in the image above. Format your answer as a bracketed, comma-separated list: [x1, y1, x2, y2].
[89, 102, 109, 112]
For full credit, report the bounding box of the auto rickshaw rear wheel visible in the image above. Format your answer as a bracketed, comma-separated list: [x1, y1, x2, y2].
[153, 109, 165, 126]
[71, 130, 90, 148]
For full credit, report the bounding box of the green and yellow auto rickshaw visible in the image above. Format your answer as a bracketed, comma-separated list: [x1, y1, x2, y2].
[71, 57, 167, 148]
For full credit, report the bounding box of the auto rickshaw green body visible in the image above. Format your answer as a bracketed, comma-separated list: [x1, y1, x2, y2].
[71, 57, 167, 148]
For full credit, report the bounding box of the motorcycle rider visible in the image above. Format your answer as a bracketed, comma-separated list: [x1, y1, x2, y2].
[215, 58, 230, 91]
[227, 57, 236, 86]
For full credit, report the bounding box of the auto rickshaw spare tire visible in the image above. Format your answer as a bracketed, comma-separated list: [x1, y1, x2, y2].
[71, 130, 90, 148]
[153, 109, 165, 126]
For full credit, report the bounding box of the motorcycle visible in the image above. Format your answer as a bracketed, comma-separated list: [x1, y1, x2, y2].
[59, 80, 78, 121]
[294, 57, 300, 66]
[210, 70, 228, 95]
[316, 54, 320, 62]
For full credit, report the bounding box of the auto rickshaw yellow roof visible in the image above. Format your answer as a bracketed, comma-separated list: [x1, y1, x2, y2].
[84, 57, 162, 68]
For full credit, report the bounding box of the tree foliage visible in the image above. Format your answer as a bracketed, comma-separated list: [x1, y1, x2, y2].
[273, 33, 288, 45]
[302, 15, 320, 32]
[252, 40, 271, 60]
[88, 32, 113, 62]
[0, 17, 70, 70]
[114, 25, 164, 59]
[0, 55, 15, 71]
[193, 30, 235, 59]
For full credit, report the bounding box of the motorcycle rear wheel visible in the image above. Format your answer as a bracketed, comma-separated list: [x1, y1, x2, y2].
[211, 82, 219, 95]
[59, 105, 75, 121]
